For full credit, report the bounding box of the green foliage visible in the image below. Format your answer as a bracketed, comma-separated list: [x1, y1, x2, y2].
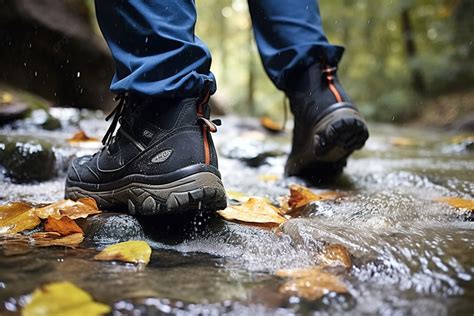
[195, 0, 473, 122]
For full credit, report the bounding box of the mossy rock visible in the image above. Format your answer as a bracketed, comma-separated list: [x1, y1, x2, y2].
[0, 139, 57, 183]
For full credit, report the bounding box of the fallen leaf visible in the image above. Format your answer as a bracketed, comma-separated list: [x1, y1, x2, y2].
[34, 198, 101, 220]
[0, 202, 40, 235]
[283, 184, 339, 214]
[450, 135, 474, 144]
[45, 217, 83, 236]
[94, 240, 152, 265]
[1, 93, 13, 104]
[318, 244, 352, 269]
[390, 137, 418, 147]
[260, 116, 284, 133]
[67, 130, 99, 143]
[217, 198, 287, 227]
[33, 232, 84, 248]
[258, 174, 280, 183]
[22, 281, 110, 316]
[276, 266, 347, 300]
[435, 197, 474, 211]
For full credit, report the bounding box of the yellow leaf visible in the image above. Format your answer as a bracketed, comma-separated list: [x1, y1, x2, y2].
[276, 266, 347, 300]
[44, 217, 83, 236]
[318, 244, 352, 269]
[450, 134, 474, 144]
[94, 240, 152, 265]
[33, 232, 84, 248]
[34, 198, 101, 220]
[435, 197, 474, 211]
[0, 202, 40, 235]
[217, 198, 287, 227]
[1, 93, 13, 104]
[390, 137, 418, 147]
[23, 281, 110, 316]
[258, 174, 280, 183]
[260, 116, 284, 133]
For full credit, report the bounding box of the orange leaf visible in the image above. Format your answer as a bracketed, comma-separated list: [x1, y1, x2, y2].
[260, 116, 284, 133]
[217, 198, 287, 227]
[34, 198, 101, 220]
[435, 197, 474, 211]
[45, 217, 83, 236]
[67, 130, 98, 143]
[318, 244, 352, 269]
[276, 266, 347, 300]
[283, 184, 340, 214]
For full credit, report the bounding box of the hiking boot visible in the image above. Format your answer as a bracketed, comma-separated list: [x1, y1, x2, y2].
[285, 62, 369, 180]
[65, 89, 227, 215]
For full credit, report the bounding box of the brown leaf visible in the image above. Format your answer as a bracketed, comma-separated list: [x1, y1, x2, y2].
[282, 184, 340, 214]
[94, 240, 152, 265]
[0, 202, 41, 235]
[276, 266, 347, 300]
[217, 198, 287, 227]
[34, 198, 101, 220]
[45, 217, 83, 236]
[435, 197, 474, 211]
[318, 244, 352, 269]
[67, 130, 99, 143]
[260, 116, 284, 133]
[32, 232, 84, 248]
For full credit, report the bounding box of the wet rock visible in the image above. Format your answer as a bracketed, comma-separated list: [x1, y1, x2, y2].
[220, 140, 285, 167]
[0, 102, 29, 125]
[78, 213, 145, 246]
[0, 138, 57, 183]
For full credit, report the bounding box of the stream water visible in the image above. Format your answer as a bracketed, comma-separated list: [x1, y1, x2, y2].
[0, 109, 472, 315]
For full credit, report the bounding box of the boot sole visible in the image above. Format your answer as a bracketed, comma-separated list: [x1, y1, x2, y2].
[65, 169, 227, 216]
[285, 103, 369, 178]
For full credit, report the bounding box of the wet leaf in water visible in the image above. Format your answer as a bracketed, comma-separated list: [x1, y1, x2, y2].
[258, 174, 280, 183]
[260, 116, 284, 133]
[34, 198, 101, 220]
[94, 240, 152, 265]
[44, 217, 83, 236]
[22, 281, 110, 316]
[276, 266, 347, 300]
[33, 232, 84, 248]
[283, 184, 339, 214]
[0, 202, 40, 235]
[217, 198, 287, 227]
[435, 197, 474, 211]
[318, 244, 352, 269]
[390, 137, 418, 147]
[67, 130, 99, 143]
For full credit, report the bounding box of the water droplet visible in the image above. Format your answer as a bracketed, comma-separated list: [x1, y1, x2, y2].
[77, 72, 81, 78]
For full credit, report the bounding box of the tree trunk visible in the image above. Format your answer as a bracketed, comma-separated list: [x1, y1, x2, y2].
[401, 8, 426, 94]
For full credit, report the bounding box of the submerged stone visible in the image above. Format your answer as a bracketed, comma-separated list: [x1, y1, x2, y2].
[78, 213, 145, 246]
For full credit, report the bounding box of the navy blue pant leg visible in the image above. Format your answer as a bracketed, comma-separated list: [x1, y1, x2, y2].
[248, 0, 344, 92]
[95, 0, 215, 98]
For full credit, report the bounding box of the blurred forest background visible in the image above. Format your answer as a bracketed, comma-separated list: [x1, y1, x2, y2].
[1, 0, 473, 127]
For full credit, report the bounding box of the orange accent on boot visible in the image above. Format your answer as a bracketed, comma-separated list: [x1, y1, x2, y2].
[202, 126, 211, 164]
[324, 67, 343, 103]
[197, 90, 212, 165]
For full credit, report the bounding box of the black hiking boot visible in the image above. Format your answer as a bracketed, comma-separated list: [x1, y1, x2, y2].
[285, 62, 369, 181]
[65, 89, 227, 215]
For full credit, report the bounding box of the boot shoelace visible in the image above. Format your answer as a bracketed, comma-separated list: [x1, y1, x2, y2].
[102, 93, 128, 146]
